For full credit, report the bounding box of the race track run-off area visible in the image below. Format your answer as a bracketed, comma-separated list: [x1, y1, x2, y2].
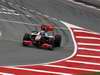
[0, 22, 100, 75]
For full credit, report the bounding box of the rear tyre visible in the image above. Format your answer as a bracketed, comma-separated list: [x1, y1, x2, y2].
[54, 34, 61, 47]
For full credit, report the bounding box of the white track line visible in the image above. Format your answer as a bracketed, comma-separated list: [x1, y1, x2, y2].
[43, 20, 78, 64]
[76, 36, 100, 40]
[68, 0, 100, 11]
[59, 21, 78, 59]
[73, 30, 100, 35]
[0, 19, 34, 25]
[0, 31, 2, 37]
[77, 54, 100, 59]
[78, 47, 100, 52]
[36, 20, 79, 65]
[78, 42, 100, 46]
[0, 72, 14, 75]
[43, 65, 100, 72]
[66, 60, 100, 66]
[3, 66, 71, 75]
[60, 21, 83, 29]
[0, 11, 20, 15]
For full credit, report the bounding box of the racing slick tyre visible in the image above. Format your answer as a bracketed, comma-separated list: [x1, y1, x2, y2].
[23, 33, 31, 40]
[48, 38, 54, 50]
[22, 33, 32, 46]
[54, 34, 62, 47]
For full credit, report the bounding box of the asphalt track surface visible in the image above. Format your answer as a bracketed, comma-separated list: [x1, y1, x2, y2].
[0, 1, 74, 66]
[11, 0, 100, 32]
[0, 0, 100, 66]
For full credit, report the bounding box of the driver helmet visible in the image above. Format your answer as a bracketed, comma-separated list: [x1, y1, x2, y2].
[41, 24, 48, 32]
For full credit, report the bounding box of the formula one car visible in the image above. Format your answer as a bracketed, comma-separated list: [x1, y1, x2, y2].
[22, 24, 62, 50]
